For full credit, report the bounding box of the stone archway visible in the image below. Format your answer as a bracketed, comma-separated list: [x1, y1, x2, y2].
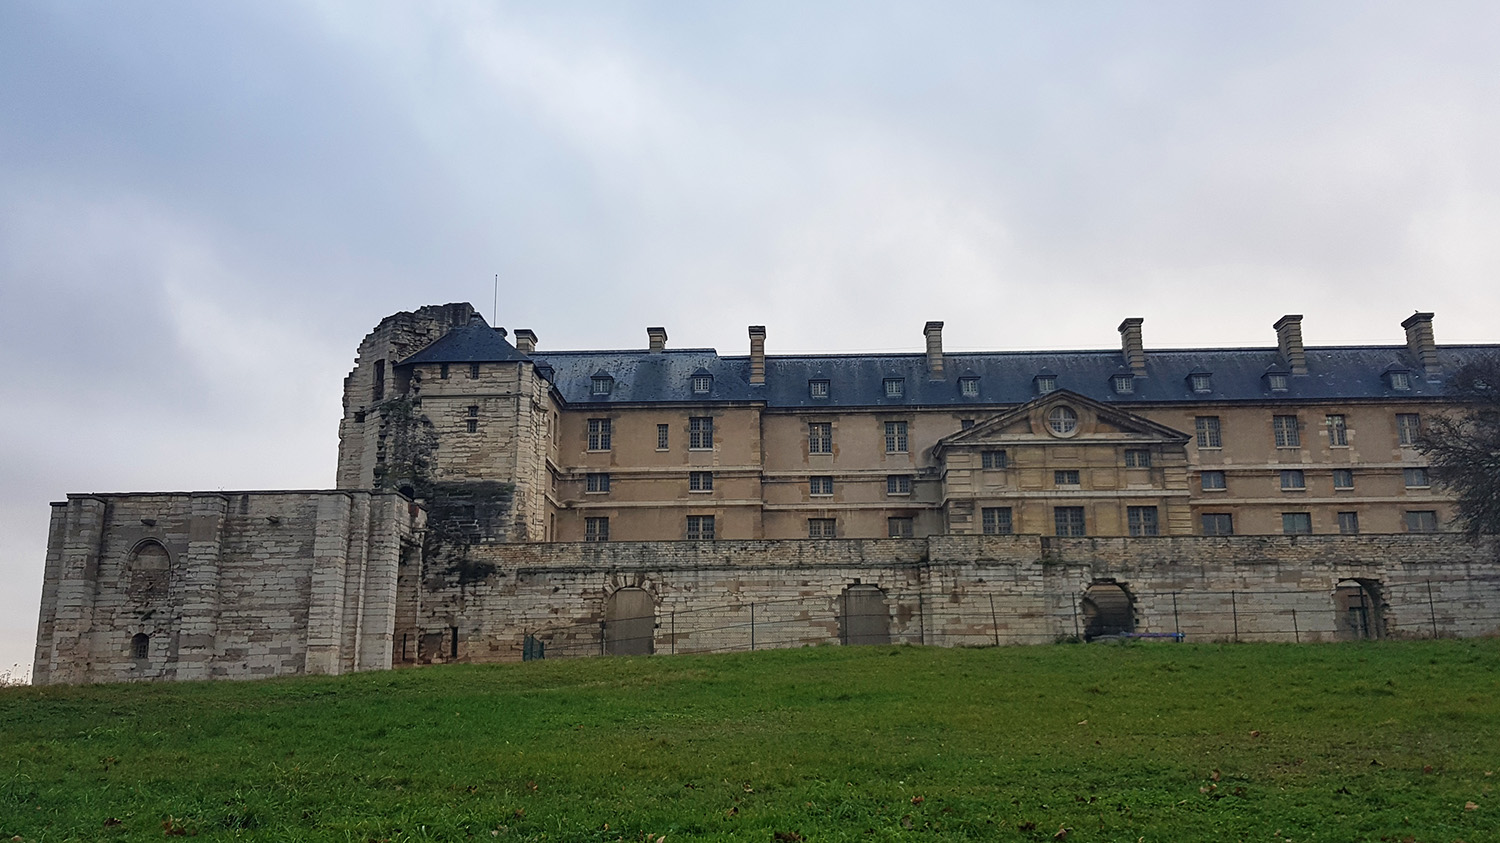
[1333, 579, 1384, 640]
[604, 587, 655, 655]
[1081, 581, 1134, 640]
[840, 584, 891, 645]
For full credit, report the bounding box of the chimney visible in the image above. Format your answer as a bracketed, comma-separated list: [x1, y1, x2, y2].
[1118, 317, 1146, 375]
[513, 329, 537, 354]
[1401, 312, 1441, 378]
[924, 321, 945, 380]
[748, 325, 766, 385]
[647, 327, 668, 353]
[1273, 314, 1307, 375]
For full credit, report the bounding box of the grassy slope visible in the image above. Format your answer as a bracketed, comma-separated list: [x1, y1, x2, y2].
[2, 641, 1498, 842]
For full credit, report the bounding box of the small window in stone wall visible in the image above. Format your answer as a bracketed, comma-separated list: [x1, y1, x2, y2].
[126, 542, 171, 599]
[131, 633, 149, 660]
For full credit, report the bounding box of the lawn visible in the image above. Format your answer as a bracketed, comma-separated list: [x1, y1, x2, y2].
[2, 640, 1498, 842]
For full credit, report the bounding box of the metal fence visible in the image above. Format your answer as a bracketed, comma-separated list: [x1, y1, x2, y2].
[517, 575, 1500, 661]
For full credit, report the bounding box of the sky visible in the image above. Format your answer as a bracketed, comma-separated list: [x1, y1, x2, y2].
[3, 1, 1500, 681]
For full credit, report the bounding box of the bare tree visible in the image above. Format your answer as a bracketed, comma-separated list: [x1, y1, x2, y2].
[1418, 354, 1500, 538]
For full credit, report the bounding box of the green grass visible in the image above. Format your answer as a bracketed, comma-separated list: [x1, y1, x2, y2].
[3, 641, 1499, 842]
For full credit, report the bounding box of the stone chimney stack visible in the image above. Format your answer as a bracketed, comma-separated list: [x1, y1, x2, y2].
[1118, 317, 1146, 375]
[647, 327, 668, 353]
[924, 321, 945, 380]
[513, 329, 537, 354]
[1402, 312, 1441, 378]
[748, 326, 766, 385]
[1274, 314, 1308, 375]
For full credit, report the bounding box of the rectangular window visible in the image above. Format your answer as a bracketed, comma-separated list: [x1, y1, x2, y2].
[1337, 511, 1360, 535]
[1201, 513, 1234, 535]
[587, 418, 612, 451]
[1267, 373, 1288, 391]
[1326, 414, 1348, 447]
[809, 379, 830, 398]
[1035, 375, 1057, 394]
[466, 405, 480, 433]
[887, 517, 914, 538]
[884, 421, 908, 453]
[1054, 507, 1086, 537]
[1195, 416, 1221, 449]
[1282, 512, 1313, 535]
[1054, 469, 1080, 487]
[440, 362, 450, 380]
[981, 450, 1008, 469]
[1127, 506, 1159, 537]
[466, 419, 478, 433]
[689, 471, 713, 492]
[1397, 413, 1421, 446]
[1405, 510, 1438, 533]
[1404, 467, 1430, 488]
[808, 518, 837, 538]
[469, 362, 481, 379]
[1201, 470, 1226, 491]
[657, 423, 669, 450]
[691, 374, 712, 394]
[1273, 415, 1301, 448]
[586, 472, 610, 493]
[981, 507, 1013, 535]
[886, 475, 912, 495]
[1390, 371, 1411, 390]
[1333, 469, 1354, 490]
[686, 515, 715, 540]
[689, 417, 714, 449]
[584, 517, 609, 542]
[809, 476, 834, 496]
[960, 419, 975, 430]
[1190, 373, 1212, 393]
[808, 422, 832, 454]
[960, 377, 980, 397]
[373, 360, 385, 401]
[884, 378, 905, 398]
[1281, 469, 1306, 490]
[1113, 374, 1134, 394]
[1124, 449, 1151, 468]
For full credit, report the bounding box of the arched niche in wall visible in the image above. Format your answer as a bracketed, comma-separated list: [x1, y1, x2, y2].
[840, 584, 891, 645]
[604, 587, 654, 656]
[1333, 579, 1384, 641]
[1081, 581, 1134, 640]
[126, 540, 172, 600]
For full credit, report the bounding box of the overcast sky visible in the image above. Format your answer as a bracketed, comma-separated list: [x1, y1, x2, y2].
[4, 1, 1499, 680]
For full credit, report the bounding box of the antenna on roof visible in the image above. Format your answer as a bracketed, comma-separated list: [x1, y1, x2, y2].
[493, 273, 499, 325]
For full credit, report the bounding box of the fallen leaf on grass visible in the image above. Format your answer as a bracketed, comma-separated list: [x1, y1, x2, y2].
[911, 796, 924, 805]
[1053, 826, 1071, 840]
[1249, 730, 1261, 738]
[1465, 801, 1479, 811]
[900, 815, 914, 829]
[726, 807, 738, 818]
[103, 818, 122, 827]
[1423, 765, 1433, 774]
[1209, 769, 1221, 782]
[773, 833, 803, 842]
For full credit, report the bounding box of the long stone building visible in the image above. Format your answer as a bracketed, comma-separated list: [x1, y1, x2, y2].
[32, 304, 1500, 684]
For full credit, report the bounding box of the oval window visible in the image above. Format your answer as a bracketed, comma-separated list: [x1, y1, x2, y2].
[1047, 406, 1078, 436]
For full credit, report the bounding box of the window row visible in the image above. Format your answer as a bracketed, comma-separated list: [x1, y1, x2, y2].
[584, 471, 715, 493]
[1202, 510, 1438, 536]
[1198, 467, 1431, 492]
[586, 418, 715, 451]
[588, 372, 716, 397]
[1194, 413, 1422, 450]
[585, 515, 719, 542]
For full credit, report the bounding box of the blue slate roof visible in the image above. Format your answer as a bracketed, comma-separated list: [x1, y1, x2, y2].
[528, 344, 1496, 408]
[399, 318, 528, 365]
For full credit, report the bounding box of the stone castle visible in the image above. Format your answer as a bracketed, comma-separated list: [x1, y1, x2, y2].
[32, 304, 1500, 683]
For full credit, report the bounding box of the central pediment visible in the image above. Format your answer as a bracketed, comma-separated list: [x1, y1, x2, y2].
[934, 390, 1191, 455]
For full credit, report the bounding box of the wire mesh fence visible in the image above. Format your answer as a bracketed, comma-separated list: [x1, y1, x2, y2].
[516, 575, 1500, 661]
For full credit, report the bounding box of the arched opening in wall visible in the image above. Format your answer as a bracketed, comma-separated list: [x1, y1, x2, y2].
[605, 587, 654, 656]
[1081, 582, 1134, 641]
[840, 584, 891, 645]
[126, 541, 171, 600]
[1333, 579, 1384, 640]
[398, 484, 415, 500]
[131, 633, 149, 660]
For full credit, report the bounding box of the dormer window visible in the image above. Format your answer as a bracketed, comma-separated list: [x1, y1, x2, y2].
[1266, 372, 1288, 392]
[809, 379, 830, 399]
[884, 378, 905, 398]
[1189, 372, 1212, 393]
[1388, 370, 1410, 390]
[691, 372, 713, 394]
[1112, 374, 1135, 395]
[1034, 374, 1057, 395]
[591, 373, 614, 396]
[959, 377, 980, 397]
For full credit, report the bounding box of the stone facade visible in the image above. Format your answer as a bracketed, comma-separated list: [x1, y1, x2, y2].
[33, 491, 423, 684]
[32, 304, 1500, 684]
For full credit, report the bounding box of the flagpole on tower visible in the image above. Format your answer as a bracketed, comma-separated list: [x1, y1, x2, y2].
[493, 273, 499, 325]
